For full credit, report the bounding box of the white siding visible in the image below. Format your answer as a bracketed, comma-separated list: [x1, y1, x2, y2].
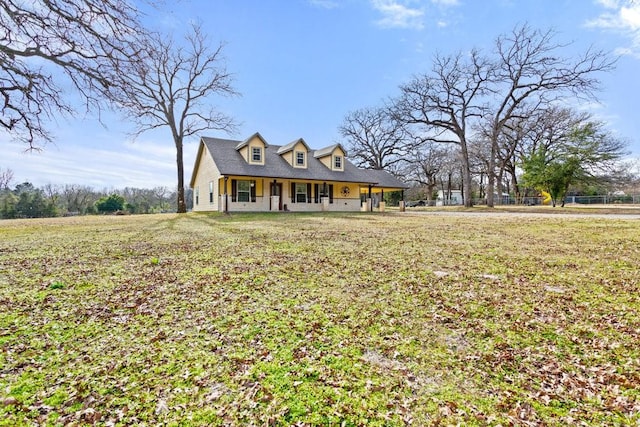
[192, 146, 222, 212]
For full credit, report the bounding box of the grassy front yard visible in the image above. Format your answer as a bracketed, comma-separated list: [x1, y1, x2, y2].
[1, 212, 638, 425]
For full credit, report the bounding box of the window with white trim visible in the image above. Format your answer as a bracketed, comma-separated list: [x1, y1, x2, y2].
[209, 181, 214, 203]
[237, 180, 251, 202]
[295, 183, 307, 203]
[252, 147, 262, 162]
[333, 155, 343, 170]
[296, 151, 305, 166]
[232, 179, 256, 202]
[195, 186, 199, 205]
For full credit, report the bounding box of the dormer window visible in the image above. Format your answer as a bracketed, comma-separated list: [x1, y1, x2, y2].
[236, 132, 268, 165]
[252, 147, 262, 163]
[278, 138, 310, 168]
[314, 144, 346, 171]
[333, 155, 343, 170]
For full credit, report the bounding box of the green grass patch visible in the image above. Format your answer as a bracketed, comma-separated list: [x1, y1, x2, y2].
[0, 212, 639, 425]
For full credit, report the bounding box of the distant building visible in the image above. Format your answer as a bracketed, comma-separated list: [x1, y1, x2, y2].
[436, 189, 463, 206]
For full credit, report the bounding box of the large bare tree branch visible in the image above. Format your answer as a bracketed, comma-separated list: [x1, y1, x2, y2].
[1, 0, 145, 148]
[338, 106, 409, 171]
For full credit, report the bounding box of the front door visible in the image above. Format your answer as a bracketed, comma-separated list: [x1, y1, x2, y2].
[270, 182, 283, 211]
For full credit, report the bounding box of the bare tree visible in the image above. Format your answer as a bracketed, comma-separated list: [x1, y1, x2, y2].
[0, 167, 14, 190]
[42, 183, 61, 210]
[474, 107, 536, 203]
[515, 107, 591, 163]
[406, 142, 450, 204]
[339, 106, 409, 171]
[61, 184, 99, 214]
[1, 0, 143, 148]
[483, 24, 615, 206]
[437, 150, 464, 205]
[153, 186, 173, 212]
[467, 136, 491, 200]
[614, 159, 640, 194]
[394, 50, 492, 207]
[495, 116, 532, 202]
[111, 23, 239, 213]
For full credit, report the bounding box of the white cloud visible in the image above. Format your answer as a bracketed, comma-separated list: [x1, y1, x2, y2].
[371, 0, 425, 30]
[614, 46, 635, 55]
[620, 5, 640, 29]
[370, 0, 461, 30]
[587, 0, 640, 57]
[431, 0, 459, 6]
[596, 0, 622, 9]
[308, 0, 340, 9]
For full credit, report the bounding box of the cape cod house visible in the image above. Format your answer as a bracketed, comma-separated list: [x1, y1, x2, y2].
[189, 132, 407, 212]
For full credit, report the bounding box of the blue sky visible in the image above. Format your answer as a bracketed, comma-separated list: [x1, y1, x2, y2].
[2, 0, 639, 189]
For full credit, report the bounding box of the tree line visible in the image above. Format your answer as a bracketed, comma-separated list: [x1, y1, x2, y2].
[0, 169, 190, 219]
[339, 24, 633, 207]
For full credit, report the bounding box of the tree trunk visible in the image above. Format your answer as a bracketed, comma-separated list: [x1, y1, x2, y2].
[426, 178, 436, 206]
[486, 135, 497, 208]
[496, 168, 504, 205]
[176, 139, 186, 213]
[561, 183, 571, 208]
[460, 142, 473, 207]
[509, 167, 520, 204]
[486, 171, 495, 207]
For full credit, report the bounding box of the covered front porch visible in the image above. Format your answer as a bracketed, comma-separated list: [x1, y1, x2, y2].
[359, 185, 406, 212]
[217, 176, 368, 212]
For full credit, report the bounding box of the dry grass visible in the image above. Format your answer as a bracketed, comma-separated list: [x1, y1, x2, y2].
[1, 212, 639, 425]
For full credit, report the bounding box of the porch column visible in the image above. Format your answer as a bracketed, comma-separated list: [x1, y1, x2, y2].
[224, 176, 229, 214]
[270, 179, 280, 211]
[368, 185, 373, 212]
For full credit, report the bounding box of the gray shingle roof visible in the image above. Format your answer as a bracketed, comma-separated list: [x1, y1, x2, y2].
[313, 143, 347, 158]
[235, 132, 268, 150]
[276, 138, 310, 154]
[362, 168, 407, 189]
[195, 136, 408, 188]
